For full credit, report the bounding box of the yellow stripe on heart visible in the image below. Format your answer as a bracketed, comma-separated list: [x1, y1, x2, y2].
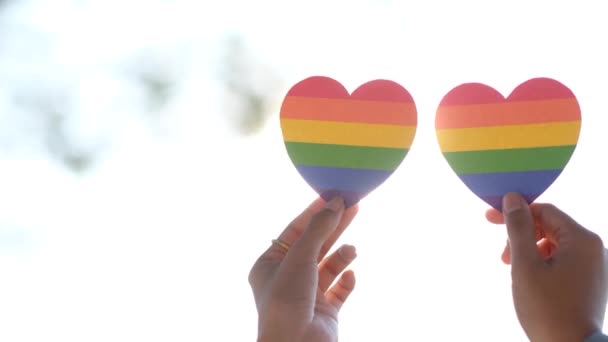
[281, 118, 416, 148]
[436, 121, 581, 152]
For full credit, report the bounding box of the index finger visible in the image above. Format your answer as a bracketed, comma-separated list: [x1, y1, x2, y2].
[533, 203, 586, 242]
[485, 208, 504, 225]
[266, 197, 359, 262]
[277, 198, 359, 260]
[486, 204, 546, 244]
[253, 197, 327, 262]
[277, 197, 326, 246]
[317, 203, 359, 262]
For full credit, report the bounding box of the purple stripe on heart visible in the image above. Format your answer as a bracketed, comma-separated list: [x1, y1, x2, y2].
[457, 169, 563, 197]
[481, 193, 542, 212]
[295, 165, 393, 205]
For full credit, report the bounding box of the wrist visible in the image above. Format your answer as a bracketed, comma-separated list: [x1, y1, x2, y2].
[538, 328, 599, 342]
[257, 335, 292, 342]
[585, 330, 607, 342]
[257, 329, 291, 342]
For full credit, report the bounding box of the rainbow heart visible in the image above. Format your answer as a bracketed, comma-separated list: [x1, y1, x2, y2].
[435, 77, 581, 211]
[280, 76, 417, 207]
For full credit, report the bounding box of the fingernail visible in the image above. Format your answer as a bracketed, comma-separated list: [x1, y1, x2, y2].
[502, 192, 522, 215]
[324, 196, 344, 212]
[338, 244, 357, 260]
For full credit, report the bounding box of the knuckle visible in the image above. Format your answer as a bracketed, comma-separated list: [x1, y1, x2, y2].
[507, 211, 523, 224]
[307, 209, 337, 231]
[537, 203, 558, 219]
[248, 270, 256, 288]
[311, 208, 336, 223]
[324, 261, 342, 277]
[332, 289, 348, 303]
[587, 231, 604, 253]
[318, 246, 330, 260]
[325, 255, 346, 276]
[248, 264, 259, 287]
[506, 210, 529, 228]
[541, 203, 558, 211]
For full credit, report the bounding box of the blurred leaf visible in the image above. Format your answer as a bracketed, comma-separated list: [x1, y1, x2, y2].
[12, 85, 97, 172]
[138, 69, 173, 111]
[218, 35, 282, 135]
[45, 109, 95, 172]
[122, 48, 191, 116]
[128, 57, 176, 113]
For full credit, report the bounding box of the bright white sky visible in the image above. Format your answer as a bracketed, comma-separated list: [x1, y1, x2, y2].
[0, 1, 607, 341]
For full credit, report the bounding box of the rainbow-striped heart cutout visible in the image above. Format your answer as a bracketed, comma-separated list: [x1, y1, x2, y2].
[280, 76, 417, 207]
[436, 77, 581, 211]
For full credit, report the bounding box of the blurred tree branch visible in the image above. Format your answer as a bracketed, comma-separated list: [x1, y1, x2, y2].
[122, 49, 186, 115]
[0, 2, 281, 173]
[12, 85, 96, 172]
[0, 2, 189, 172]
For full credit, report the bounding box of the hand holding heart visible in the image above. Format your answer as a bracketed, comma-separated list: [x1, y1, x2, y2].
[249, 197, 359, 342]
[250, 76, 606, 342]
[486, 193, 607, 342]
[249, 194, 607, 342]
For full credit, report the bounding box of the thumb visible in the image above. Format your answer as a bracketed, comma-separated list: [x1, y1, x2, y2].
[286, 196, 345, 265]
[502, 192, 542, 270]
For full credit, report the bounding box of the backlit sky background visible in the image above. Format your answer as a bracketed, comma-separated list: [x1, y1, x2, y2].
[0, 1, 607, 341]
